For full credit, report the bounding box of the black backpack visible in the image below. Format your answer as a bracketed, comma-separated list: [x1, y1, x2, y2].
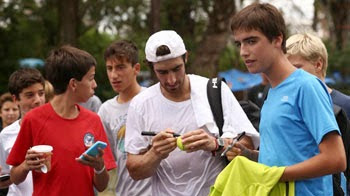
[238, 100, 260, 132]
[207, 77, 261, 135]
[333, 105, 350, 196]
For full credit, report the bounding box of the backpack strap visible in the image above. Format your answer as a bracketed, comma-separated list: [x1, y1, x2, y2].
[207, 77, 225, 136]
[333, 104, 350, 183]
[262, 84, 271, 101]
[334, 104, 342, 116]
[332, 172, 345, 196]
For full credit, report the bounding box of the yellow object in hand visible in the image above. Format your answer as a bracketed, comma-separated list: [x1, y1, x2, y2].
[177, 137, 186, 151]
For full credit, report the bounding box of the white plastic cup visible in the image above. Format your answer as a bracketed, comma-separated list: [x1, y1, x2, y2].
[31, 145, 53, 173]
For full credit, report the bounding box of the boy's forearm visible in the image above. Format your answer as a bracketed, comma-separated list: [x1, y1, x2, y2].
[241, 148, 259, 162]
[10, 162, 30, 185]
[280, 132, 346, 182]
[237, 136, 258, 161]
[93, 168, 109, 192]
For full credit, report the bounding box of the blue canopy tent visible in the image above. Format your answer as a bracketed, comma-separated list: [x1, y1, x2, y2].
[19, 58, 44, 68]
[325, 77, 336, 85]
[218, 69, 262, 92]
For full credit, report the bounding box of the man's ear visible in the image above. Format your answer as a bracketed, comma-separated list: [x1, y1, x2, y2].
[134, 63, 141, 75]
[315, 57, 323, 71]
[184, 52, 189, 64]
[68, 78, 77, 92]
[273, 34, 283, 49]
[314, 57, 324, 76]
[12, 94, 19, 107]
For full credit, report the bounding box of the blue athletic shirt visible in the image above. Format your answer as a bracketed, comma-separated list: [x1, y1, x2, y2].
[259, 69, 340, 196]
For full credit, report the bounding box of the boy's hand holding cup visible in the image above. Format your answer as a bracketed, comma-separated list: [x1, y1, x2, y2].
[31, 145, 53, 173]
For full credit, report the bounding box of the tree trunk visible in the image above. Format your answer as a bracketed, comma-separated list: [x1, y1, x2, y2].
[329, 0, 349, 50]
[190, 1, 236, 77]
[150, 0, 161, 34]
[320, 0, 350, 50]
[312, 0, 319, 31]
[58, 0, 79, 46]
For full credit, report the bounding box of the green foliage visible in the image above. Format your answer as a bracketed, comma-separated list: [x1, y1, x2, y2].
[0, 0, 349, 98]
[218, 42, 246, 72]
[0, 0, 54, 93]
[157, 0, 211, 67]
[78, 28, 116, 101]
[328, 42, 350, 75]
[327, 42, 350, 95]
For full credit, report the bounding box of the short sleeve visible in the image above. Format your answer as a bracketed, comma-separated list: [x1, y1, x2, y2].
[298, 79, 339, 144]
[125, 103, 151, 154]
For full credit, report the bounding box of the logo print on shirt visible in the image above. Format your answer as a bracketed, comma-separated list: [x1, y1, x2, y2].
[281, 96, 289, 102]
[84, 132, 95, 147]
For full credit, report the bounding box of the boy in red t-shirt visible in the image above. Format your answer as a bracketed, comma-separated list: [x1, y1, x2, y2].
[7, 46, 116, 196]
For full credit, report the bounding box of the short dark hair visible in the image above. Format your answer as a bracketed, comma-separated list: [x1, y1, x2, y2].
[156, 45, 171, 56]
[104, 40, 138, 65]
[8, 68, 45, 99]
[45, 45, 97, 95]
[0, 92, 14, 109]
[230, 3, 287, 53]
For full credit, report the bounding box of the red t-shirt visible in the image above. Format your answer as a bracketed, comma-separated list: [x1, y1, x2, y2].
[7, 103, 116, 196]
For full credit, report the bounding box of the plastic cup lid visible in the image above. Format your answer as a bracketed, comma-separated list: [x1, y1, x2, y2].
[31, 145, 53, 152]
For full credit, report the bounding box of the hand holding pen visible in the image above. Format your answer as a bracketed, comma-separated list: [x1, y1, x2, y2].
[221, 131, 246, 157]
[141, 130, 178, 160]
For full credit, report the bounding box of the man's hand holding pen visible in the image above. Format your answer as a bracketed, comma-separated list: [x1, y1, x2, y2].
[221, 132, 246, 157]
[225, 132, 258, 161]
[146, 129, 177, 160]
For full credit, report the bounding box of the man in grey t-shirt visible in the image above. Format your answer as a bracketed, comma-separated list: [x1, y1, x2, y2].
[98, 40, 150, 196]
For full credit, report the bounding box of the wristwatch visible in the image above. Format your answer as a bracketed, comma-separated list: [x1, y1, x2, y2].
[216, 137, 225, 152]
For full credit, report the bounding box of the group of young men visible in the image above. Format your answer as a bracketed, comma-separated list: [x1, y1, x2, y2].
[0, 2, 348, 196]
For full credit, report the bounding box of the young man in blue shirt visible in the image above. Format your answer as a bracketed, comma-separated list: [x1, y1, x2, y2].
[229, 3, 346, 196]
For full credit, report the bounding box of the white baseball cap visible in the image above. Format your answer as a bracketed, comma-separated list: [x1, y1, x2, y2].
[145, 30, 187, 63]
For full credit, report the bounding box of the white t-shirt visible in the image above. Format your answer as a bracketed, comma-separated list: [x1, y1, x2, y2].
[0, 120, 33, 196]
[125, 74, 260, 196]
[98, 89, 151, 196]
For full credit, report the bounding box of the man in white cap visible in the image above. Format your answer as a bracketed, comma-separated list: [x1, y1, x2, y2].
[125, 30, 259, 195]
